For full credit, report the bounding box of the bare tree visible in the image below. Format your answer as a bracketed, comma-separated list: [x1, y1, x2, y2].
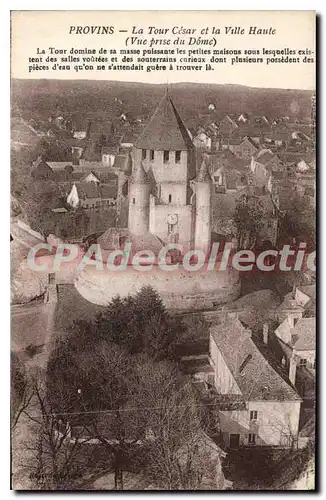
[11, 352, 34, 430]
[21, 374, 94, 490]
[129, 359, 223, 490]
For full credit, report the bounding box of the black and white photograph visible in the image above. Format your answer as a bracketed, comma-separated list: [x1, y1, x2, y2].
[10, 10, 316, 491]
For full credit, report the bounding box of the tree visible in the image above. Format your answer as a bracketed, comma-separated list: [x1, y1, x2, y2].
[130, 359, 221, 490]
[21, 374, 97, 490]
[92, 286, 185, 360]
[11, 352, 33, 429]
[278, 195, 316, 250]
[234, 194, 265, 249]
[46, 339, 145, 490]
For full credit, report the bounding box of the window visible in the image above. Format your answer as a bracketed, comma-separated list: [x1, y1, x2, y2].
[250, 410, 258, 421]
[299, 358, 307, 367]
[164, 150, 169, 163]
[175, 150, 181, 163]
[142, 149, 147, 160]
[132, 197, 136, 205]
[248, 433, 256, 445]
[150, 150, 154, 161]
[168, 194, 172, 203]
[48, 273, 55, 285]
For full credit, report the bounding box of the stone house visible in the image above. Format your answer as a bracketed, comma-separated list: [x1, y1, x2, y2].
[209, 316, 302, 449]
[66, 181, 118, 209]
[250, 149, 280, 190]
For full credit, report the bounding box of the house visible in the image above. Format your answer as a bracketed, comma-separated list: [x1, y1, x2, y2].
[82, 171, 101, 184]
[208, 151, 248, 193]
[273, 315, 315, 401]
[209, 315, 302, 449]
[218, 115, 239, 137]
[119, 130, 136, 149]
[291, 130, 311, 143]
[31, 157, 55, 181]
[250, 149, 279, 189]
[227, 136, 259, 160]
[66, 182, 118, 209]
[238, 113, 249, 123]
[275, 284, 315, 323]
[274, 316, 316, 370]
[73, 130, 87, 140]
[193, 131, 211, 150]
[262, 124, 292, 147]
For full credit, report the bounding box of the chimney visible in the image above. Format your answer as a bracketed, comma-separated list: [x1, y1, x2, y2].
[263, 323, 269, 345]
[287, 312, 295, 329]
[289, 352, 297, 386]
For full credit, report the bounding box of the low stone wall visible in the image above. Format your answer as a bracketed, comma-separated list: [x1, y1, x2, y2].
[74, 265, 240, 312]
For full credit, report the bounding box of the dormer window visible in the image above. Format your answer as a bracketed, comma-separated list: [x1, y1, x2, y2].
[150, 150, 154, 161]
[164, 150, 169, 163]
[175, 151, 181, 163]
[142, 149, 147, 160]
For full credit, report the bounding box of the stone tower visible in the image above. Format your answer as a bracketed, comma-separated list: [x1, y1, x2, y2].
[128, 159, 150, 236]
[132, 92, 196, 249]
[194, 158, 212, 257]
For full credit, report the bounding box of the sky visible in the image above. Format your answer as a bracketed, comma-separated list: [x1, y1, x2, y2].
[11, 11, 316, 89]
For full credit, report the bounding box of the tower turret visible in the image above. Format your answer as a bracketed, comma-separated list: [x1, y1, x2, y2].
[128, 160, 150, 236]
[194, 159, 212, 257]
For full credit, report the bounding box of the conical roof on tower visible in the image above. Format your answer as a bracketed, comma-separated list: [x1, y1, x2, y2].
[135, 92, 194, 151]
[131, 161, 150, 184]
[196, 159, 212, 183]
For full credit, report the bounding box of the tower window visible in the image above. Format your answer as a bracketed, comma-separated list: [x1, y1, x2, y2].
[168, 194, 172, 203]
[175, 151, 181, 163]
[142, 149, 147, 160]
[132, 197, 135, 205]
[164, 150, 169, 163]
[150, 150, 154, 161]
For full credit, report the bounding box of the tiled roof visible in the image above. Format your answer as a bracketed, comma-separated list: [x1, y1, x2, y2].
[131, 161, 149, 184]
[297, 285, 316, 301]
[31, 158, 55, 179]
[292, 318, 316, 351]
[113, 153, 132, 175]
[196, 159, 212, 183]
[100, 184, 117, 199]
[97, 228, 163, 254]
[208, 150, 248, 174]
[135, 93, 194, 151]
[74, 182, 117, 200]
[210, 317, 300, 402]
[254, 150, 275, 166]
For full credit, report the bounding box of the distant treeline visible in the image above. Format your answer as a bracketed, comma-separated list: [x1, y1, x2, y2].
[11, 79, 313, 128]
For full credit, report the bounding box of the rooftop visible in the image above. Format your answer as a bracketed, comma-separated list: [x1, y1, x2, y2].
[210, 317, 301, 402]
[135, 93, 194, 151]
[292, 317, 316, 351]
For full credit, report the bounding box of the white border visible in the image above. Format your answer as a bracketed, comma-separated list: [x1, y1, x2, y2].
[2, 2, 323, 498]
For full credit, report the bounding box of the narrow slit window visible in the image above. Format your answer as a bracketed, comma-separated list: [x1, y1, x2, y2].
[142, 149, 147, 160]
[175, 151, 181, 163]
[164, 150, 169, 163]
[168, 194, 172, 203]
[132, 197, 135, 205]
[150, 150, 154, 161]
[248, 433, 256, 444]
